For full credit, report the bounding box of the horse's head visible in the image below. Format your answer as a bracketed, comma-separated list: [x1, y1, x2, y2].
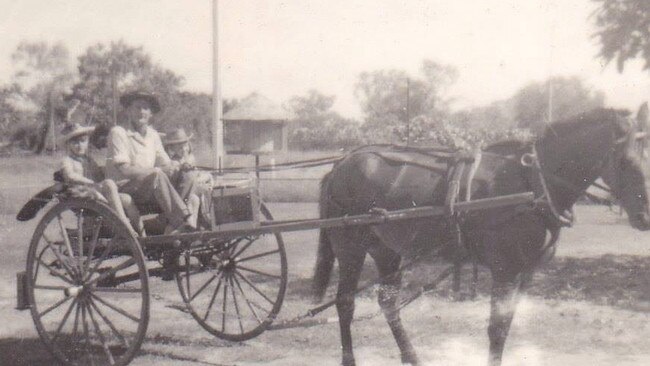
[601, 120, 650, 231]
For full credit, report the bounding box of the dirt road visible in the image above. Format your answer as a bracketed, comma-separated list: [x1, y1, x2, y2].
[1, 203, 649, 365]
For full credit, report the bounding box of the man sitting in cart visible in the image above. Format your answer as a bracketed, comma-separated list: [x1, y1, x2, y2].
[105, 91, 197, 234]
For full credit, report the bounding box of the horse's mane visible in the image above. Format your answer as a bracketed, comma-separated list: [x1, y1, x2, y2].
[540, 108, 631, 141]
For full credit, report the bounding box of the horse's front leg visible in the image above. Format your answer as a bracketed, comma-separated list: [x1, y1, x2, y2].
[487, 276, 522, 366]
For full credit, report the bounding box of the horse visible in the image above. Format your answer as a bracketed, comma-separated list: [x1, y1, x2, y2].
[312, 108, 650, 366]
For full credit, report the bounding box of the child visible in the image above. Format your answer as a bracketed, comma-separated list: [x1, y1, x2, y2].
[60, 123, 144, 236]
[163, 128, 213, 228]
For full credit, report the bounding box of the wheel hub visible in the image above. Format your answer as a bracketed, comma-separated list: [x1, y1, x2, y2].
[63, 285, 84, 298]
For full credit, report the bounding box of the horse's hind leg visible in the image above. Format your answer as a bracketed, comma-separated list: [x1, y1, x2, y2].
[369, 246, 419, 365]
[333, 232, 367, 366]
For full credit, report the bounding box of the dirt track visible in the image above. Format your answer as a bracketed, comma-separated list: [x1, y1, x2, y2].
[1, 203, 649, 366]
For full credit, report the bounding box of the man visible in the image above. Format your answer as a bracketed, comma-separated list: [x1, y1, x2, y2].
[105, 91, 194, 233]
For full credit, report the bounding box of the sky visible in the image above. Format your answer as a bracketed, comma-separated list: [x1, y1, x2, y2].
[0, 0, 649, 118]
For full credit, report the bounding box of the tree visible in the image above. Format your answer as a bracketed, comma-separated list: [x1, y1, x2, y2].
[11, 41, 74, 151]
[355, 60, 458, 143]
[71, 40, 183, 126]
[286, 90, 362, 149]
[592, 0, 650, 72]
[511, 76, 605, 132]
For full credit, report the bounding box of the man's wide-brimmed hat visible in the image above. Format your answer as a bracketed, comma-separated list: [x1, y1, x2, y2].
[119, 91, 161, 113]
[163, 128, 193, 145]
[61, 123, 95, 143]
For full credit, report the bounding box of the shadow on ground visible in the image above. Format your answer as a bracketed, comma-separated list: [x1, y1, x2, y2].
[287, 254, 650, 312]
[0, 338, 58, 366]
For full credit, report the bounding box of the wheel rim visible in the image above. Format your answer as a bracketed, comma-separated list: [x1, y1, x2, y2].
[176, 203, 287, 341]
[26, 198, 149, 366]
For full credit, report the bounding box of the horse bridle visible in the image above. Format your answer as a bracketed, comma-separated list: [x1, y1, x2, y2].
[519, 126, 634, 228]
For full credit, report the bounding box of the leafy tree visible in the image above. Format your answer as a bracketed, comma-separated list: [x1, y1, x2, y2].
[355, 60, 458, 143]
[511, 76, 605, 133]
[10, 41, 73, 151]
[71, 40, 183, 126]
[450, 100, 516, 131]
[286, 90, 362, 149]
[592, 0, 650, 72]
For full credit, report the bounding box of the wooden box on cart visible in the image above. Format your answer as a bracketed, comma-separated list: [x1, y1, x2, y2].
[210, 174, 260, 230]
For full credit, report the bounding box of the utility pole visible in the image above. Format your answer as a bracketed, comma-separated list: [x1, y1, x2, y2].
[111, 60, 118, 126]
[406, 78, 410, 146]
[212, 0, 225, 170]
[49, 91, 56, 151]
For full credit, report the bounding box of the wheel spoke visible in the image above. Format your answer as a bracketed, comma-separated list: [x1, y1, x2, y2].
[91, 293, 140, 323]
[185, 251, 191, 297]
[57, 214, 76, 266]
[87, 258, 136, 287]
[234, 271, 275, 306]
[221, 277, 229, 333]
[42, 233, 77, 281]
[189, 274, 218, 303]
[38, 295, 73, 319]
[227, 237, 247, 256]
[51, 297, 78, 342]
[87, 301, 116, 365]
[85, 239, 115, 282]
[229, 277, 244, 334]
[236, 265, 281, 279]
[34, 247, 49, 283]
[71, 301, 81, 338]
[36, 258, 74, 285]
[236, 249, 280, 264]
[230, 238, 255, 259]
[231, 274, 262, 324]
[84, 217, 103, 275]
[81, 301, 94, 365]
[88, 298, 130, 348]
[203, 276, 223, 321]
[78, 210, 85, 277]
[34, 285, 70, 290]
[93, 287, 142, 293]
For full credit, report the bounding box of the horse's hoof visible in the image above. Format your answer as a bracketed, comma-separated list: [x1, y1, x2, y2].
[401, 352, 419, 365]
[342, 353, 356, 366]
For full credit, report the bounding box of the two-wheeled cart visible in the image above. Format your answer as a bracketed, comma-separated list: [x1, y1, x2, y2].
[15, 168, 533, 366]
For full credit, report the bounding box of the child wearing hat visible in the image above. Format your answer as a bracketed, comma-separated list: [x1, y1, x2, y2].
[61, 123, 144, 236]
[163, 128, 213, 228]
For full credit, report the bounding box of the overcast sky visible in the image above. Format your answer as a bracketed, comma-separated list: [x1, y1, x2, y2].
[0, 0, 648, 118]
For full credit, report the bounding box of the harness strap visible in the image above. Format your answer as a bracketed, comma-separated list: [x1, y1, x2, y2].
[521, 144, 574, 227]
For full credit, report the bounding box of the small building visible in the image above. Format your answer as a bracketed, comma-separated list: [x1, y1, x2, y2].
[223, 93, 290, 154]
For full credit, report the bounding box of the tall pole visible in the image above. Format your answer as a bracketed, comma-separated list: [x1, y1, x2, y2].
[212, 0, 225, 170]
[405, 78, 410, 146]
[111, 63, 118, 126]
[49, 90, 56, 151]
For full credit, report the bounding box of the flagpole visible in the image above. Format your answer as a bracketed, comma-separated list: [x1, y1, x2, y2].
[212, 0, 225, 170]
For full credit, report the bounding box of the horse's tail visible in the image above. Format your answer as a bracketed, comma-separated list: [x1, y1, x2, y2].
[312, 171, 336, 303]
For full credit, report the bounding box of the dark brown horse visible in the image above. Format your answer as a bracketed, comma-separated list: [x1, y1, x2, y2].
[313, 108, 650, 366]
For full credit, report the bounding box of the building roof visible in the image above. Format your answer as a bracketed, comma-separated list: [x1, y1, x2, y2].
[223, 93, 291, 122]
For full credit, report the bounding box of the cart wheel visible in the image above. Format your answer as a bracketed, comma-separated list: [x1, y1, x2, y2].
[26, 198, 149, 366]
[176, 203, 287, 341]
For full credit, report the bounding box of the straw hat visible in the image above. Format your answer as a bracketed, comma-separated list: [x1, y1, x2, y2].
[163, 128, 193, 145]
[61, 123, 95, 143]
[119, 91, 161, 113]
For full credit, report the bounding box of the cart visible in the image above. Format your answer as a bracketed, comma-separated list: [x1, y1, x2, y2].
[15, 168, 534, 366]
